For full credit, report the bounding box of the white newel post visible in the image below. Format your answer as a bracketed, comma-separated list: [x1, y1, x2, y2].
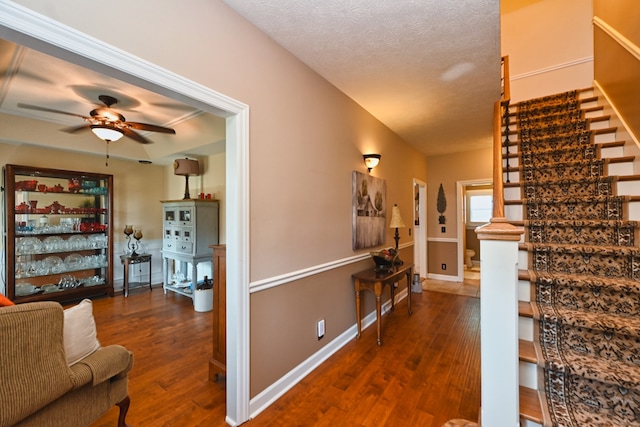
[476, 217, 523, 427]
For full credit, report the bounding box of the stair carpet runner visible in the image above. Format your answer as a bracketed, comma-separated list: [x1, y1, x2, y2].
[512, 90, 640, 426]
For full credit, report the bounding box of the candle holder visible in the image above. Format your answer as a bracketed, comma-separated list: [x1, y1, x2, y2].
[123, 225, 143, 256]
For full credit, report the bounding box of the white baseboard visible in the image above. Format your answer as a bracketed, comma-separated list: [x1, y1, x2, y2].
[427, 273, 459, 282]
[249, 288, 408, 418]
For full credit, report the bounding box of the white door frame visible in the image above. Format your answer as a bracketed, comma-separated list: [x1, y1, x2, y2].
[456, 178, 492, 282]
[413, 179, 427, 279]
[0, 2, 251, 425]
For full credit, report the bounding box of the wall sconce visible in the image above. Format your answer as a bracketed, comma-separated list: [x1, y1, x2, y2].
[363, 154, 381, 172]
[173, 158, 200, 199]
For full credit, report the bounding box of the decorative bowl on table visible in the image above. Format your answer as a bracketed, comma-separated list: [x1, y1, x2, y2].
[370, 248, 399, 273]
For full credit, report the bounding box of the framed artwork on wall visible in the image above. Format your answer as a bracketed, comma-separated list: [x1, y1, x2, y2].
[352, 171, 386, 250]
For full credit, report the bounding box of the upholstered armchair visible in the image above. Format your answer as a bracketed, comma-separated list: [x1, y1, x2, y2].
[0, 301, 133, 427]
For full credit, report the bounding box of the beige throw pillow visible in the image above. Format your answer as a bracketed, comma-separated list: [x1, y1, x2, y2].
[63, 299, 101, 365]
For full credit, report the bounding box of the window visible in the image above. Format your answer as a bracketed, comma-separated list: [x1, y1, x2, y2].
[465, 188, 493, 225]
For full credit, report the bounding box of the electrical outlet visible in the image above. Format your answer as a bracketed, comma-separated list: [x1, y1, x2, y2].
[317, 319, 325, 340]
[441, 263, 446, 270]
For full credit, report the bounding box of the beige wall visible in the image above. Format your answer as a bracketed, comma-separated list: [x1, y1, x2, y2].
[501, 0, 594, 102]
[8, 0, 427, 398]
[426, 148, 492, 277]
[593, 0, 640, 144]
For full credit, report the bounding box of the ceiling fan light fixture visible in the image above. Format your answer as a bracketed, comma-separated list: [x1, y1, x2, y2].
[91, 125, 124, 142]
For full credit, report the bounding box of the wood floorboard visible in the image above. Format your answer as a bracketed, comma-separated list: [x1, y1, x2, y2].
[91, 281, 480, 427]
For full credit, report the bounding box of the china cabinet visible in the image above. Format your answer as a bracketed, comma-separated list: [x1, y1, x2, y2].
[161, 199, 219, 299]
[4, 164, 114, 303]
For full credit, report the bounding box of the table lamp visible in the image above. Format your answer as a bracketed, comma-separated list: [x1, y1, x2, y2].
[389, 204, 406, 250]
[173, 158, 200, 199]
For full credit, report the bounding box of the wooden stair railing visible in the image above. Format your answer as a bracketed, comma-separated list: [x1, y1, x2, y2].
[474, 55, 525, 427]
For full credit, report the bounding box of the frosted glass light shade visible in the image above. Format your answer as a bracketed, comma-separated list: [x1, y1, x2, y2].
[363, 154, 381, 172]
[91, 125, 124, 142]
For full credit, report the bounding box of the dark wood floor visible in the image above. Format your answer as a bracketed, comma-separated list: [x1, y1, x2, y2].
[91, 284, 480, 427]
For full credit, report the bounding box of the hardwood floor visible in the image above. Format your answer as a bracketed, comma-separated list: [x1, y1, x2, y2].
[91, 282, 480, 427]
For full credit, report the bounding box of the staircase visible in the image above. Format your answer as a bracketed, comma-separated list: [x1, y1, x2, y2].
[503, 89, 640, 426]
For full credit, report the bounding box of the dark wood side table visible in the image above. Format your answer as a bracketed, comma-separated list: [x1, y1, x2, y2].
[120, 254, 152, 297]
[352, 263, 413, 345]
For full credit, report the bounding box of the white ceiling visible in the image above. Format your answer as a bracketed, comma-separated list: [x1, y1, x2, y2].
[0, 0, 501, 162]
[224, 0, 502, 156]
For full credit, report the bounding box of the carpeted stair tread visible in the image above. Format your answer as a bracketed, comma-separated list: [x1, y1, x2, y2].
[521, 241, 639, 255]
[518, 177, 616, 199]
[506, 156, 634, 175]
[533, 272, 640, 316]
[523, 219, 637, 246]
[534, 304, 640, 339]
[505, 157, 607, 173]
[522, 219, 638, 228]
[509, 174, 617, 187]
[530, 271, 640, 293]
[518, 161, 608, 182]
[523, 195, 628, 221]
[519, 130, 594, 152]
[544, 348, 640, 392]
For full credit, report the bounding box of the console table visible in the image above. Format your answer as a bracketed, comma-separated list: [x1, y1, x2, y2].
[352, 263, 413, 345]
[120, 253, 152, 297]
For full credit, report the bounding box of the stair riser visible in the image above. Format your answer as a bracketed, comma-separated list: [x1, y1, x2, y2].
[519, 279, 531, 302]
[607, 161, 634, 176]
[520, 360, 538, 389]
[629, 201, 640, 222]
[520, 316, 534, 341]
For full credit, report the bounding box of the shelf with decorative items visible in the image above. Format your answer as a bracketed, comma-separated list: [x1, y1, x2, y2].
[161, 199, 219, 301]
[4, 164, 114, 303]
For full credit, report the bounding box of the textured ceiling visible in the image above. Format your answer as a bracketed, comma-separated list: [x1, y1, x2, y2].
[223, 0, 501, 156]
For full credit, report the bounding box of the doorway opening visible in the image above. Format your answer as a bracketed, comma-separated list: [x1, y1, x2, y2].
[456, 179, 492, 282]
[0, 6, 251, 425]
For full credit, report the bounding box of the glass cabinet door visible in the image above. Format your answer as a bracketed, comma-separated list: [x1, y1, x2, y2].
[5, 164, 114, 302]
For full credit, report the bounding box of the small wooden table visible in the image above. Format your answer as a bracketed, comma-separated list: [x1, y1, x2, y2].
[352, 263, 413, 345]
[120, 254, 152, 297]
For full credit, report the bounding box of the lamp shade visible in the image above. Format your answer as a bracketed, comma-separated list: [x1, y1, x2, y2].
[389, 205, 406, 228]
[91, 125, 124, 142]
[173, 158, 200, 176]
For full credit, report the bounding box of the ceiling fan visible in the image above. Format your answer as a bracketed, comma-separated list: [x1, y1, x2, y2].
[18, 94, 176, 145]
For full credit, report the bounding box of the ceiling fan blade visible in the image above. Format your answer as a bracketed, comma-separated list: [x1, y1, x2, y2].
[121, 127, 152, 144]
[17, 103, 89, 120]
[61, 124, 91, 134]
[127, 121, 176, 134]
